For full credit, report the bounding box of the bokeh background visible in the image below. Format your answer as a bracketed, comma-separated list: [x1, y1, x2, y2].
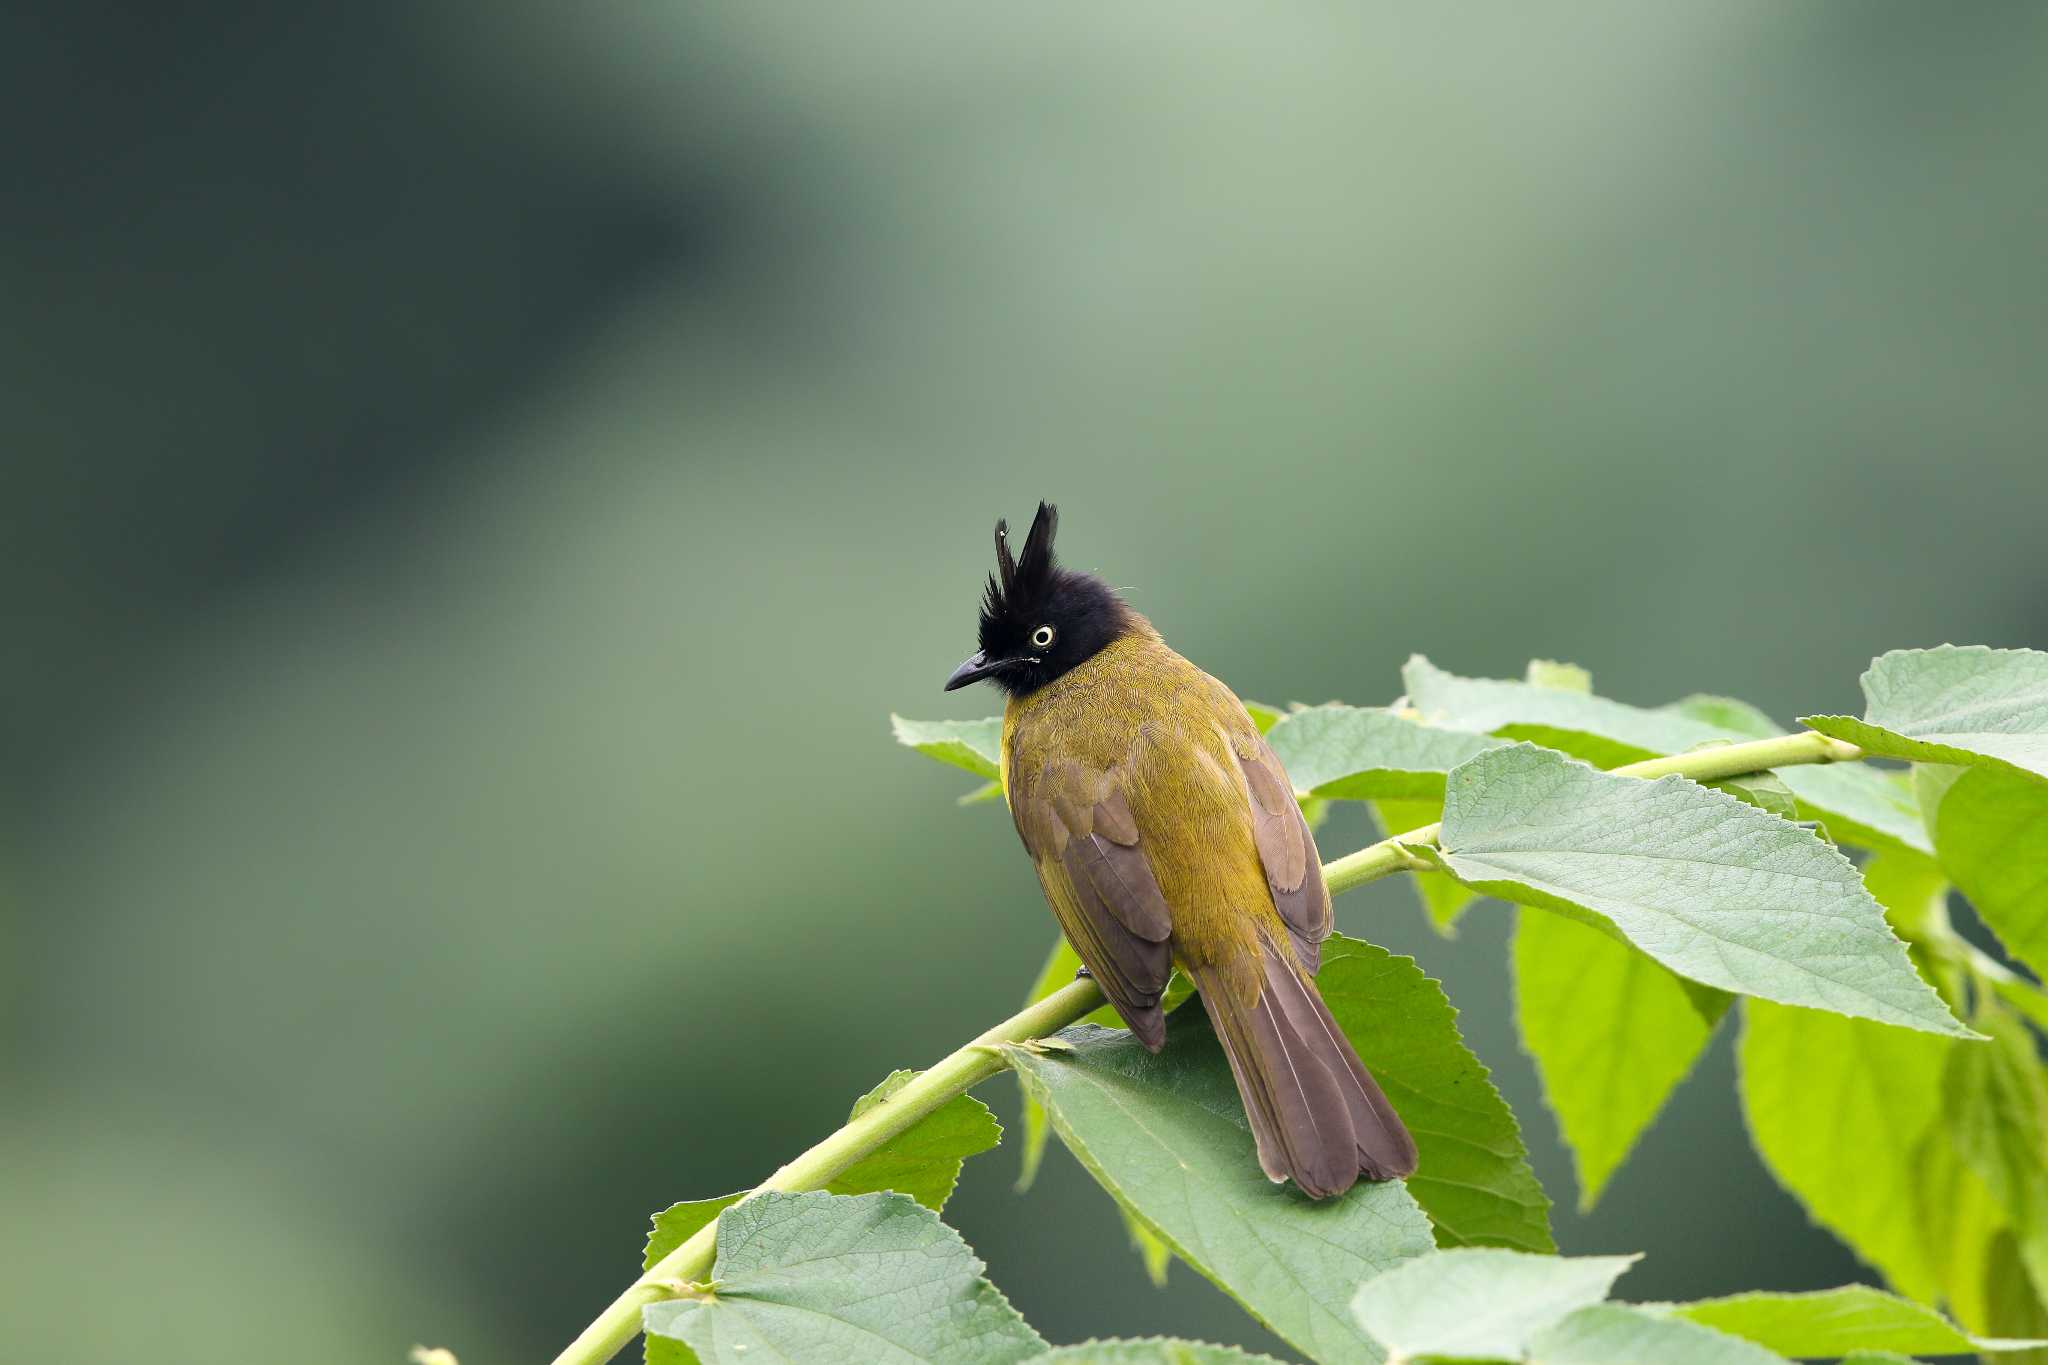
[6, 4, 2048, 1361]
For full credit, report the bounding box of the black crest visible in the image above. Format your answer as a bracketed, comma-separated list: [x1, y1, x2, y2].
[982, 501, 1060, 630]
[962, 501, 1133, 698]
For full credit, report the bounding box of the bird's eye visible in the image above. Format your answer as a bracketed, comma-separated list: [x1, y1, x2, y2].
[1030, 624, 1055, 650]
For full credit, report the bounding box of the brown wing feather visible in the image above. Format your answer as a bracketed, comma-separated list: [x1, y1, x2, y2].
[1233, 730, 1333, 973]
[1012, 761, 1173, 1050]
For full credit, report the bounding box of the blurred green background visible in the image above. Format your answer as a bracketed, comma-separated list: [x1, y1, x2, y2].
[6, 4, 2047, 1361]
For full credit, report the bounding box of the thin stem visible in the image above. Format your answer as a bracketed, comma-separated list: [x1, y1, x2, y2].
[552, 728, 1863, 1365]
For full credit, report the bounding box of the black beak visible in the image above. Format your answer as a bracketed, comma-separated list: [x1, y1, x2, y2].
[944, 650, 1003, 691]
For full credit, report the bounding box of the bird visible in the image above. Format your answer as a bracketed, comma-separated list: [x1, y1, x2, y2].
[943, 501, 1417, 1198]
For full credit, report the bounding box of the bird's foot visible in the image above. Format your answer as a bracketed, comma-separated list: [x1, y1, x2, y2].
[1073, 965, 1093, 980]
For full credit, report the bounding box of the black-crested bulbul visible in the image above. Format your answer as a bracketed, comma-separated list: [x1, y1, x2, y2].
[944, 502, 1417, 1198]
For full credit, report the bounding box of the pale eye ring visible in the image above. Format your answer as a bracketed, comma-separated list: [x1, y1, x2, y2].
[1030, 624, 1056, 650]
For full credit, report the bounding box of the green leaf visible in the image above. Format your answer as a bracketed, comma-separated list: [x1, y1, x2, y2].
[1737, 998, 1957, 1301]
[1406, 654, 1681, 768]
[1347, 1248, 1639, 1361]
[1772, 762, 1930, 862]
[1664, 694, 1783, 736]
[1003, 1012, 1438, 1363]
[645, 1071, 999, 1270]
[1944, 1010, 2048, 1296]
[1241, 700, 1285, 734]
[1125, 1216, 1174, 1288]
[1014, 943, 1195, 1284]
[959, 780, 1005, 806]
[1014, 936, 1163, 1192]
[1024, 1339, 1289, 1364]
[1985, 1229, 2048, 1365]
[1371, 798, 1476, 936]
[834, 1069, 1002, 1211]
[641, 1191, 1045, 1365]
[1512, 907, 1727, 1212]
[1667, 1283, 2048, 1356]
[1934, 764, 2048, 982]
[1918, 1123, 2006, 1334]
[1525, 658, 1593, 692]
[1404, 657, 1933, 857]
[1435, 745, 1968, 1035]
[1264, 704, 1509, 801]
[892, 714, 1004, 780]
[1528, 1304, 1789, 1365]
[1803, 646, 2048, 785]
[1314, 936, 1553, 1253]
[1705, 768, 1799, 821]
[1995, 975, 2048, 1037]
[644, 1193, 747, 1272]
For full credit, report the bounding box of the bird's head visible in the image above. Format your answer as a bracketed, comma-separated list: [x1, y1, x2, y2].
[943, 501, 1135, 698]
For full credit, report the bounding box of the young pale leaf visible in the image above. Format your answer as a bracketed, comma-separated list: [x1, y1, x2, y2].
[1737, 999, 1956, 1301]
[1943, 1011, 2048, 1296]
[1527, 1304, 1788, 1365]
[1665, 1284, 2048, 1356]
[1348, 1248, 1639, 1361]
[1803, 646, 2048, 784]
[1933, 764, 2048, 982]
[1003, 1008, 1437, 1364]
[1435, 745, 1968, 1036]
[1917, 1124, 2007, 1336]
[1984, 1229, 2048, 1365]
[1404, 657, 1932, 857]
[1316, 936, 1553, 1253]
[1371, 798, 1476, 935]
[1024, 1340, 1289, 1364]
[641, 1191, 1045, 1365]
[1263, 704, 1508, 801]
[1525, 658, 1593, 692]
[1513, 907, 1727, 1212]
[891, 714, 1004, 780]
[644, 1070, 999, 1269]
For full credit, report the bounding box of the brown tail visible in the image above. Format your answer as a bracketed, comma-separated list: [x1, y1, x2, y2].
[1190, 924, 1418, 1198]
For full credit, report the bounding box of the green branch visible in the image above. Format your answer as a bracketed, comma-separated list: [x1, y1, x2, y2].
[549, 728, 1865, 1365]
